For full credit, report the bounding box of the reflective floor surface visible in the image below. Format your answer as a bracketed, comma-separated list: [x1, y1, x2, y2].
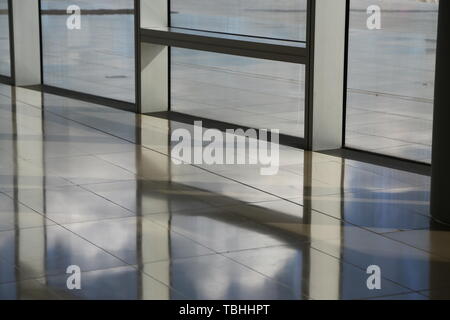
[0, 83, 448, 300]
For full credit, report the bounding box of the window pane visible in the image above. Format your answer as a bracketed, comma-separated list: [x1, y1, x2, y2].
[171, 48, 305, 138]
[0, 0, 10, 77]
[41, 0, 135, 103]
[345, 0, 438, 163]
[170, 0, 307, 42]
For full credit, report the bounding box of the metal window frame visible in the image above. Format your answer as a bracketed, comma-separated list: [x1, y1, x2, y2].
[139, 0, 315, 150]
[341, 0, 433, 170]
[2, 0, 431, 175]
[37, 0, 139, 112]
[0, 0, 15, 84]
[140, 28, 307, 64]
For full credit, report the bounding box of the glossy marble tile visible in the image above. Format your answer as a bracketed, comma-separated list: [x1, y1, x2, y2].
[0, 279, 62, 300]
[83, 180, 215, 216]
[0, 192, 55, 231]
[63, 217, 214, 264]
[96, 149, 176, 180]
[384, 228, 450, 260]
[311, 227, 450, 291]
[5, 185, 134, 224]
[45, 155, 136, 185]
[0, 225, 127, 279]
[40, 127, 136, 157]
[171, 172, 281, 204]
[0, 257, 19, 285]
[0, 158, 73, 192]
[310, 191, 430, 233]
[37, 266, 177, 300]
[143, 254, 304, 300]
[225, 245, 410, 300]
[221, 201, 353, 243]
[145, 207, 293, 252]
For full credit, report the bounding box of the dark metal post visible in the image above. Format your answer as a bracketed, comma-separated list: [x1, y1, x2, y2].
[431, 1, 450, 224]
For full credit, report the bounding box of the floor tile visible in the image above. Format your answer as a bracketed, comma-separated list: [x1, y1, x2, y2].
[145, 207, 293, 252]
[45, 155, 136, 185]
[221, 201, 353, 243]
[311, 227, 450, 291]
[37, 265, 175, 300]
[143, 254, 304, 300]
[5, 184, 134, 224]
[225, 245, 410, 300]
[310, 191, 430, 233]
[0, 279, 61, 300]
[0, 225, 127, 279]
[83, 180, 215, 215]
[0, 192, 55, 231]
[0, 257, 19, 285]
[63, 217, 214, 264]
[171, 172, 281, 204]
[384, 228, 450, 260]
[0, 158, 72, 192]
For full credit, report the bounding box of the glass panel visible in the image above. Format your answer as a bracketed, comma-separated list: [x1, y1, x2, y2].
[345, 0, 438, 163]
[170, 0, 307, 42]
[171, 48, 305, 138]
[0, 0, 11, 77]
[41, 0, 135, 103]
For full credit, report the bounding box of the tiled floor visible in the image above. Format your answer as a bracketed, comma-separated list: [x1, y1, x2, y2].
[0, 83, 448, 300]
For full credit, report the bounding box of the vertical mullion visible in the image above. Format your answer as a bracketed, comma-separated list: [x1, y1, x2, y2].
[38, 0, 43, 86]
[7, 0, 15, 82]
[167, 0, 171, 111]
[135, 0, 141, 113]
[305, 0, 316, 150]
[342, 0, 350, 148]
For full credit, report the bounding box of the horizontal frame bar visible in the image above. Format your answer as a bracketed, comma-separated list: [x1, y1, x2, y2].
[0, 75, 14, 85]
[141, 28, 307, 64]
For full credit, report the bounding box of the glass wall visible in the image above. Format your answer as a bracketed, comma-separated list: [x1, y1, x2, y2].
[345, 0, 438, 163]
[40, 0, 135, 103]
[171, 0, 308, 41]
[169, 1, 307, 138]
[0, 0, 11, 77]
[171, 48, 305, 138]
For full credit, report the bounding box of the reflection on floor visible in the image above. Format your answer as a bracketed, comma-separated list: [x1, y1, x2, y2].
[0, 84, 448, 300]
